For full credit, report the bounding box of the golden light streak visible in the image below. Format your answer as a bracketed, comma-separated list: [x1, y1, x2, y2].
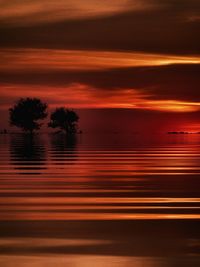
[0, 204, 200, 211]
[0, 212, 200, 220]
[1, 48, 200, 71]
[1, 196, 200, 204]
[0, 255, 159, 267]
[138, 100, 200, 112]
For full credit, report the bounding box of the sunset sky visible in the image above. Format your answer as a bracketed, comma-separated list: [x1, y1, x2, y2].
[0, 0, 200, 132]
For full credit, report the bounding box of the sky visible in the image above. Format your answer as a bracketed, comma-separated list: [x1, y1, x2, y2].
[0, 0, 200, 132]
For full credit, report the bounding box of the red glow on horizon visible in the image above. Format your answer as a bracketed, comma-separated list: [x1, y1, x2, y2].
[1, 83, 200, 114]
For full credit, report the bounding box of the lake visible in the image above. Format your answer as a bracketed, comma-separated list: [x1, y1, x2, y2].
[0, 133, 200, 266]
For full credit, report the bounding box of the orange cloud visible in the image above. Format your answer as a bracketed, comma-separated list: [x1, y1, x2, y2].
[137, 100, 200, 112]
[1, 83, 200, 112]
[1, 48, 200, 72]
[0, 0, 154, 26]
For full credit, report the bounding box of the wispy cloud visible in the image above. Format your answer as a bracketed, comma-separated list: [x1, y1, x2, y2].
[1, 83, 200, 112]
[0, 0, 200, 114]
[1, 1, 199, 55]
[0, 0, 155, 26]
[1, 48, 200, 72]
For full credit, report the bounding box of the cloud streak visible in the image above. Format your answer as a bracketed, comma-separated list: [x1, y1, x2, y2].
[0, 0, 155, 26]
[1, 82, 200, 112]
[1, 1, 200, 55]
[1, 48, 200, 72]
[0, 0, 200, 114]
[1, 63, 200, 102]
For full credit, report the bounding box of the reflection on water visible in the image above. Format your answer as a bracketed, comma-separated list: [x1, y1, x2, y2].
[0, 133, 200, 266]
[10, 134, 46, 174]
[50, 133, 77, 162]
[0, 255, 165, 267]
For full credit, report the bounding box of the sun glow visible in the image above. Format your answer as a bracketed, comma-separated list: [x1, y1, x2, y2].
[139, 100, 200, 112]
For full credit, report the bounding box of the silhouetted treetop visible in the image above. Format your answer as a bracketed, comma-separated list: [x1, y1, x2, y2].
[9, 98, 48, 134]
[48, 107, 79, 134]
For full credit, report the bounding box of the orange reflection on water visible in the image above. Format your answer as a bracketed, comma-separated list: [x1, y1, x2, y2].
[1, 134, 200, 266]
[1, 212, 200, 220]
[0, 255, 161, 267]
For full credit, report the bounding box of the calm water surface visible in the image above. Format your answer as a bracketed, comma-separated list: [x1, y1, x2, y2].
[0, 133, 200, 266]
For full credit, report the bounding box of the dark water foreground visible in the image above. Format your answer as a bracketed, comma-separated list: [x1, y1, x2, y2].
[0, 133, 200, 266]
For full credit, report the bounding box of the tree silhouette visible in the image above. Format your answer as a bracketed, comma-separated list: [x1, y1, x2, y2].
[48, 107, 79, 134]
[9, 98, 48, 134]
